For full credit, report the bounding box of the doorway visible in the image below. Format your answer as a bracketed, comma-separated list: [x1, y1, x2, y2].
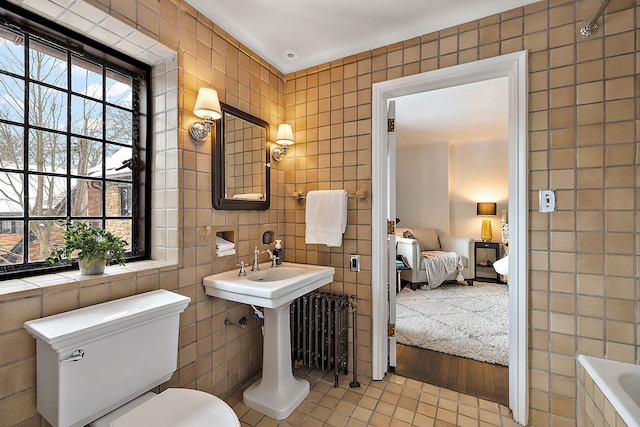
[392, 77, 509, 405]
[370, 51, 528, 425]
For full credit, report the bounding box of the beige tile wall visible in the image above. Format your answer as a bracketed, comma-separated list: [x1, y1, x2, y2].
[0, 0, 287, 425]
[1, 0, 639, 425]
[283, 0, 639, 425]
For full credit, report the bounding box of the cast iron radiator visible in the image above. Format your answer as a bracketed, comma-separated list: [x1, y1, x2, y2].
[290, 292, 350, 387]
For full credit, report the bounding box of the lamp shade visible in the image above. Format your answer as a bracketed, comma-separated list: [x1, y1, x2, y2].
[193, 88, 222, 120]
[275, 124, 294, 146]
[477, 202, 497, 216]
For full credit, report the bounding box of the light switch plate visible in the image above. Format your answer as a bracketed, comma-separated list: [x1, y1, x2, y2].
[539, 189, 556, 212]
[350, 254, 360, 272]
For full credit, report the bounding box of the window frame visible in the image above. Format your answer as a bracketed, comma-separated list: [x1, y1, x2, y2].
[0, 4, 152, 278]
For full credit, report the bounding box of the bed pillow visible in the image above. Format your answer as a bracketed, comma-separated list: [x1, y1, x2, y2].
[411, 227, 441, 251]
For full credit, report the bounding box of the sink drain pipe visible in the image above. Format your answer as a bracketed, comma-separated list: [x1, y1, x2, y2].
[349, 296, 360, 388]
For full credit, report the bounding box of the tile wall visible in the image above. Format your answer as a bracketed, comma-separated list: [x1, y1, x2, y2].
[283, 0, 639, 425]
[0, 0, 287, 425]
[0, 0, 638, 426]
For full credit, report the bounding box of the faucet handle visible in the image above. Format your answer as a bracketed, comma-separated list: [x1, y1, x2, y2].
[265, 249, 277, 267]
[237, 261, 247, 276]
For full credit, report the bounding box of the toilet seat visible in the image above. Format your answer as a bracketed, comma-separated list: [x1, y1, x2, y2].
[96, 389, 240, 427]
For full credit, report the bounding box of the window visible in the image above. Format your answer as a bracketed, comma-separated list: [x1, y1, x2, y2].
[0, 219, 23, 234]
[0, 7, 150, 276]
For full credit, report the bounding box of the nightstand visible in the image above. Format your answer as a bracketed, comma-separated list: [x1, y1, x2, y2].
[396, 255, 411, 292]
[474, 241, 504, 283]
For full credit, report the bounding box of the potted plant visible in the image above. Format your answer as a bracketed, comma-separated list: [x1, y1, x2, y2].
[48, 219, 128, 275]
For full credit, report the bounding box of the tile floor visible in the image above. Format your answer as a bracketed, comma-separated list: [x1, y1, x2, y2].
[224, 367, 521, 427]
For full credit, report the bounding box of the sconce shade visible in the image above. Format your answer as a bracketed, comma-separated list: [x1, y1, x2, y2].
[193, 88, 222, 120]
[477, 202, 497, 216]
[276, 124, 294, 146]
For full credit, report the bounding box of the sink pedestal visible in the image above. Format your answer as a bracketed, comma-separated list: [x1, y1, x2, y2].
[243, 303, 309, 420]
[202, 262, 336, 419]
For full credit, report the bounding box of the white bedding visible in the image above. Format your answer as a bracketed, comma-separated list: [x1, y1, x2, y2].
[421, 251, 464, 290]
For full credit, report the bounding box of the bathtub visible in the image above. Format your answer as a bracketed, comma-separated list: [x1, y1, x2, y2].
[578, 355, 640, 427]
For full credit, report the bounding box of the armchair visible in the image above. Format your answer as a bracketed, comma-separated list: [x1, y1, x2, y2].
[396, 227, 475, 290]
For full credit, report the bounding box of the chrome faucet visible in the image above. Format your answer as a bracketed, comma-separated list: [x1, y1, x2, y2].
[265, 249, 278, 268]
[252, 246, 261, 271]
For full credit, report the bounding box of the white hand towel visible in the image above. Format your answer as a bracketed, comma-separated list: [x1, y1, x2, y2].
[231, 193, 264, 200]
[216, 236, 235, 251]
[216, 248, 236, 257]
[305, 190, 348, 247]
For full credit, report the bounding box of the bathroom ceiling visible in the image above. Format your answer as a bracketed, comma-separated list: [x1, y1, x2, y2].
[185, 0, 539, 73]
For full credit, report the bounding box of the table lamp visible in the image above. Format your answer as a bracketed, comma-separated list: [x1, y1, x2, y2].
[477, 202, 497, 241]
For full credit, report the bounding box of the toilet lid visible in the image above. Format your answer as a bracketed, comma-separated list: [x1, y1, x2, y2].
[111, 389, 240, 427]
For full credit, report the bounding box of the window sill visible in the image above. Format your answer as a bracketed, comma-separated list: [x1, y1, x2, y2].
[0, 260, 178, 301]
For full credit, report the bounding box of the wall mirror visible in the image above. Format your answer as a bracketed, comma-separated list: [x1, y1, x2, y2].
[213, 103, 270, 210]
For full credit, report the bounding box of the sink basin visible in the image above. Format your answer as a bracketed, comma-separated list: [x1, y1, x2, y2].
[248, 267, 305, 282]
[202, 261, 335, 420]
[203, 262, 335, 308]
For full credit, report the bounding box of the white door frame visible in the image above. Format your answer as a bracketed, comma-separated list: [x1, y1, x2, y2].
[371, 50, 528, 425]
[387, 100, 397, 368]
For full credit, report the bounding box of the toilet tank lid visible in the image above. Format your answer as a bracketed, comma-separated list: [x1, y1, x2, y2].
[24, 290, 190, 348]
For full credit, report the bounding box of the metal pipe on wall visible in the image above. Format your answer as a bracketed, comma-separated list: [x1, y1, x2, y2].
[579, 0, 612, 36]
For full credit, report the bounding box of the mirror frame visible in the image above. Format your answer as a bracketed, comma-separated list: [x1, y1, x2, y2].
[212, 102, 270, 210]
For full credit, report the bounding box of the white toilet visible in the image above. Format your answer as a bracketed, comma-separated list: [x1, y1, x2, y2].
[24, 290, 240, 427]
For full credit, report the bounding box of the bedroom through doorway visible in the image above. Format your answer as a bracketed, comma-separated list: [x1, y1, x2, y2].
[391, 77, 510, 405]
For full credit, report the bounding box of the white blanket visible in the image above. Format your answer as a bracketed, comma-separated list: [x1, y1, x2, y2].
[421, 251, 464, 290]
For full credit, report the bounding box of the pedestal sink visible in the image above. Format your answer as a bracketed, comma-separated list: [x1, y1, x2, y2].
[203, 262, 335, 420]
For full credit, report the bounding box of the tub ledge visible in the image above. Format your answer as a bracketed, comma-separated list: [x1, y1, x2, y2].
[578, 355, 640, 427]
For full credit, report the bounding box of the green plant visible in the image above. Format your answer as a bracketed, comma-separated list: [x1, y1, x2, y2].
[48, 219, 128, 267]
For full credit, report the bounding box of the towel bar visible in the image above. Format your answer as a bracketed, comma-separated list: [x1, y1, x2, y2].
[292, 189, 366, 200]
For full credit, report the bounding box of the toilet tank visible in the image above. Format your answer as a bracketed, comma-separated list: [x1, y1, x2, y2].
[23, 290, 190, 427]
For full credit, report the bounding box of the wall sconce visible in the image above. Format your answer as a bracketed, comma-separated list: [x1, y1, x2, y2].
[189, 87, 222, 143]
[271, 124, 294, 161]
[477, 202, 497, 241]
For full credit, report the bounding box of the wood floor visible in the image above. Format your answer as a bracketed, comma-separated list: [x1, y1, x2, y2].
[394, 344, 509, 406]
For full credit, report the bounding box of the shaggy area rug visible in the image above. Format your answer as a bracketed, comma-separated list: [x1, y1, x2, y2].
[395, 281, 508, 366]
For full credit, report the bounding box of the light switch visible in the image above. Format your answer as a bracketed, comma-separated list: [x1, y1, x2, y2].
[350, 254, 360, 272]
[539, 189, 556, 212]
